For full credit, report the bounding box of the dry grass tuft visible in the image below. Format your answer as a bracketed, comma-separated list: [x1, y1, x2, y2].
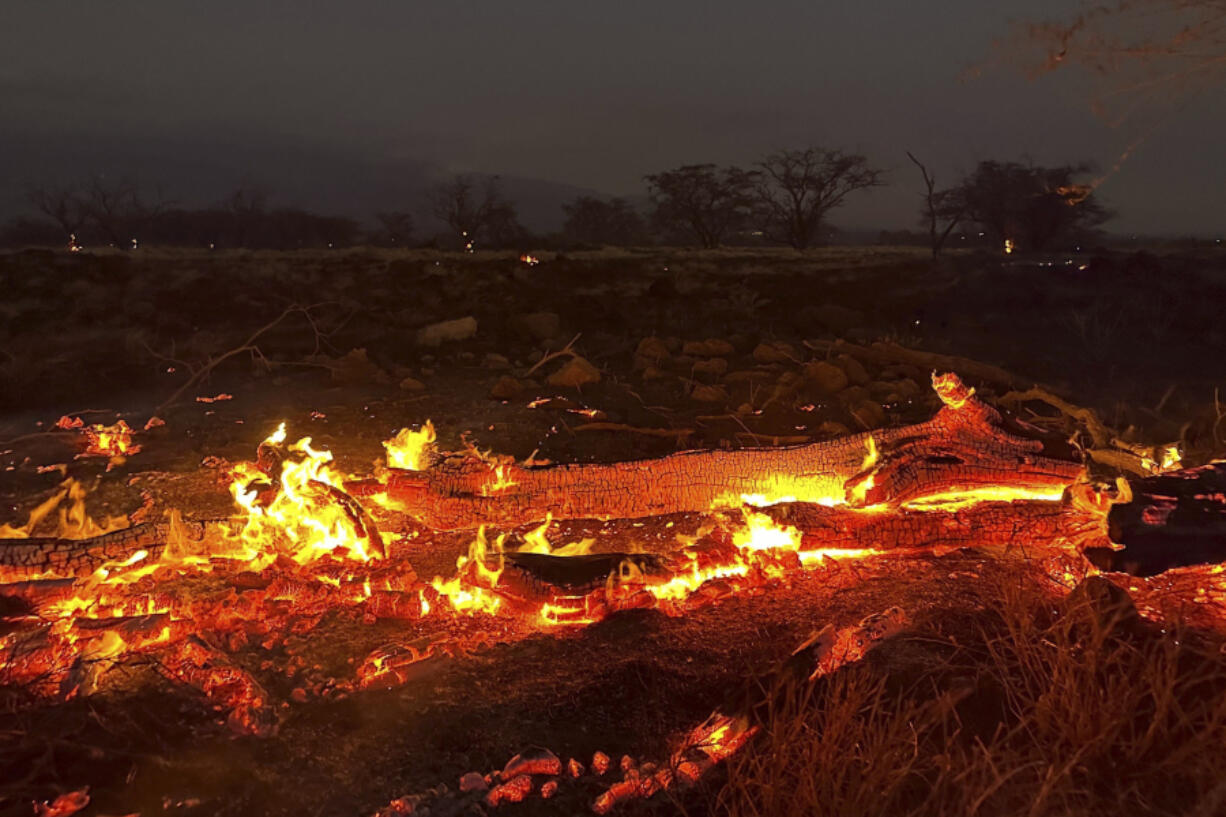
[720, 578, 1226, 817]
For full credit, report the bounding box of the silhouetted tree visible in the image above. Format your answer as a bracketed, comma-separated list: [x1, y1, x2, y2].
[754, 148, 882, 249]
[83, 175, 168, 247]
[645, 164, 758, 248]
[953, 160, 1111, 251]
[26, 183, 87, 243]
[905, 151, 965, 258]
[561, 196, 646, 246]
[427, 175, 518, 250]
[375, 211, 414, 246]
[225, 184, 269, 247]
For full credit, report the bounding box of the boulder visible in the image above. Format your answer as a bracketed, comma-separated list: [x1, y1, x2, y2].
[416, 316, 477, 347]
[547, 356, 601, 388]
[804, 361, 849, 395]
[489, 376, 526, 400]
[683, 338, 735, 357]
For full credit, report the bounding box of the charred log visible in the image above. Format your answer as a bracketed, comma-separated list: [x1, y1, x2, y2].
[1089, 462, 1226, 576]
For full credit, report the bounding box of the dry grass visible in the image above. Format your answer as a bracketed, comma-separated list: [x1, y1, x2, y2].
[720, 579, 1226, 817]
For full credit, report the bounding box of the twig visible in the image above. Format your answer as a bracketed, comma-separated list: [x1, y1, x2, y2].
[152, 305, 319, 416]
[573, 422, 693, 439]
[524, 333, 582, 377]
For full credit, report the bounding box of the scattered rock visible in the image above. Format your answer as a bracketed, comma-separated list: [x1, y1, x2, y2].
[868, 380, 897, 401]
[683, 338, 735, 357]
[634, 337, 671, 367]
[459, 772, 488, 792]
[692, 357, 728, 377]
[752, 341, 796, 364]
[804, 361, 849, 395]
[503, 747, 562, 778]
[838, 385, 871, 405]
[416, 316, 478, 347]
[892, 377, 922, 398]
[482, 353, 511, 370]
[836, 354, 871, 385]
[690, 383, 730, 403]
[640, 365, 672, 382]
[510, 312, 561, 341]
[398, 376, 426, 392]
[489, 376, 525, 400]
[547, 356, 601, 388]
[848, 399, 886, 430]
[818, 420, 851, 436]
[330, 348, 390, 385]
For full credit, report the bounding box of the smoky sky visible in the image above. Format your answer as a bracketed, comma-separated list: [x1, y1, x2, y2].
[3, 0, 1224, 235]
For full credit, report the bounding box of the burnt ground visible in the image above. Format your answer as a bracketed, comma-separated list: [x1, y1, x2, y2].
[2, 246, 1226, 816]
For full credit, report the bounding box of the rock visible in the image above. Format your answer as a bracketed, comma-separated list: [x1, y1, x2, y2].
[818, 420, 851, 436]
[724, 369, 774, 384]
[489, 376, 525, 400]
[838, 385, 871, 405]
[804, 361, 849, 395]
[812, 304, 865, 334]
[482, 353, 511, 370]
[634, 337, 671, 366]
[752, 341, 795, 364]
[683, 338, 735, 357]
[892, 377, 922, 398]
[690, 383, 730, 403]
[692, 358, 728, 377]
[416, 316, 478, 347]
[503, 747, 562, 778]
[640, 365, 672, 382]
[459, 772, 488, 792]
[848, 399, 886, 430]
[836, 354, 871, 385]
[868, 380, 897, 401]
[398, 376, 427, 392]
[1062, 576, 1142, 639]
[510, 311, 561, 341]
[547, 356, 601, 388]
[330, 348, 390, 385]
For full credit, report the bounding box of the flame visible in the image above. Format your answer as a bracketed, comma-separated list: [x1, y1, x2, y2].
[519, 253, 540, 266]
[229, 424, 379, 564]
[383, 422, 436, 470]
[481, 461, 519, 495]
[0, 478, 129, 541]
[1004, 238, 1015, 254]
[429, 527, 506, 615]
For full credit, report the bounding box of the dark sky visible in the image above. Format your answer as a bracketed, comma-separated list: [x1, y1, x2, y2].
[4, 1, 1223, 235]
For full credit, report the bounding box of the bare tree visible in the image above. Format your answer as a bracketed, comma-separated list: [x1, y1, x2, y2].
[226, 184, 268, 247]
[427, 175, 518, 250]
[83, 175, 168, 248]
[375, 211, 414, 246]
[754, 148, 882, 249]
[561, 196, 646, 246]
[645, 164, 758, 248]
[952, 160, 1112, 252]
[905, 152, 965, 259]
[26, 183, 87, 242]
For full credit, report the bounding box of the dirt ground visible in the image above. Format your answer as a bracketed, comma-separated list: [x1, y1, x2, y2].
[2, 246, 1225, 816]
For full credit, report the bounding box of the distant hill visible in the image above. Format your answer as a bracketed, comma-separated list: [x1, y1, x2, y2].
[0, 128, 612, 235]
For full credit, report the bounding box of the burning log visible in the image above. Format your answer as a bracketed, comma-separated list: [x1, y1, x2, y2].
[1090, 462, 1226, 576]
[0, 524, 170, 582]
[380, 374, 1085, 531]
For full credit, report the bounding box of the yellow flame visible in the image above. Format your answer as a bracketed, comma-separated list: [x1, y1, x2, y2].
[229, 426, 377, 564]
[383, 421, 436, 470]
